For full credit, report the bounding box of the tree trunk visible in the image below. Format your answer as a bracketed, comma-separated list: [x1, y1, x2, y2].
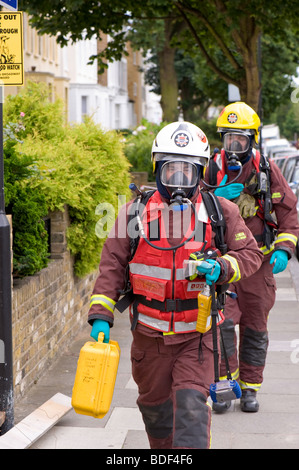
[158, 19, 179, 122]
[177, 3, 262, 114]
[239, 63, 261, 113]
[232, 18, 261, 112]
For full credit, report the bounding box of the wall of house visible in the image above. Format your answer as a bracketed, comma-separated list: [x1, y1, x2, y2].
[12, 207, 97, 401]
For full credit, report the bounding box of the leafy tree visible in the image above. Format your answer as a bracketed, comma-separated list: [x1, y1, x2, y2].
[19, 0, 299, 114]
[259, 31, 299, 118]
[268, 102, 299, 141]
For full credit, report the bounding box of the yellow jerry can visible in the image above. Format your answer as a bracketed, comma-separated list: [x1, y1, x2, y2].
[71, 333, 120, 419]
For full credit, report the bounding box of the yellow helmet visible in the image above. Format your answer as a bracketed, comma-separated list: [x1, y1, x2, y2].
[216, 102, 261, 144]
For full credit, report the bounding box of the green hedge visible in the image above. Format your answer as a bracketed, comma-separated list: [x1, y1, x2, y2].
[123, 119, 166, 178]
[4, 82, 131, 278]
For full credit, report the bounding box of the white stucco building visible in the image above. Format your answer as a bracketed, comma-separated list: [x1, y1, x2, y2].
[5, 14, 162, 129]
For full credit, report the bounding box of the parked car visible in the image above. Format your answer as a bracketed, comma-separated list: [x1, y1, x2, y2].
[272, 148, 298, 160]
[262, 124, 280, 141]
[281, 154, 299, 214]
[263, 138, 292, 158]
[271, 150, 299, 171]
[272, 154, 289, 170]
[282, 154, 299, 182]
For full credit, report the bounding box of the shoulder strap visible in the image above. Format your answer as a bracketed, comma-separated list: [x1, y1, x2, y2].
[128, 189, 156, 259]
[116, 189, 156, 309]
[208, 159, 220, 187]
[201, 191, 227, 255]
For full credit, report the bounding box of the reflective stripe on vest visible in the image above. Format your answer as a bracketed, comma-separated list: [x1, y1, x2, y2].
[129, 263, 171, 280]
[136, 310, 198, 333]
[130, 263, 187, 282]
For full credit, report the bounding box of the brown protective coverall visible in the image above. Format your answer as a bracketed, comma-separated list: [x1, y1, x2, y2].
[88, 187, 263, 448]
[204, 156, 299, 391]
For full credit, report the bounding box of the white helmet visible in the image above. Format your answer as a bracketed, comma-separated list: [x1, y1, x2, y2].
[152, 122, 210, 199]
[151, 121, 210, 172]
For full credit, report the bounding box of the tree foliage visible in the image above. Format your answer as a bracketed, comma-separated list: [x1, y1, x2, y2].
[4, 82, 131, 278]
[124, 120, 166, 177]
[19, 0, 299, 112]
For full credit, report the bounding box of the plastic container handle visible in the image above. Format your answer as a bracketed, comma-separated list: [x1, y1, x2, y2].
[97, 332, 105, 343]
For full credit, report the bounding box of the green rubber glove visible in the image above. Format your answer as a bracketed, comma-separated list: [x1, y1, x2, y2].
[270, 250, 288, 274]
[90, 319, 110, 343]
[214, 174, 244, 200]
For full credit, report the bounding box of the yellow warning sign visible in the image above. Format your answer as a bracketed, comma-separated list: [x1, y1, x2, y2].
[0, 11, 23, 85]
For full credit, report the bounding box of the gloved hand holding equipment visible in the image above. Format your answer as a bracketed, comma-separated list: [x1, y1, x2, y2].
[208, 281, 242, 404]
[196, 259, 221, 285]
[91, 319, 110, 343]
[214, 174, 244, 200]
[270, 250, 288, 274]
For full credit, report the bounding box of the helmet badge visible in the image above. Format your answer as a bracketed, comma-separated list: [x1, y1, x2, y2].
[227, 112, 238, 124]
[174, 132, 189, 147]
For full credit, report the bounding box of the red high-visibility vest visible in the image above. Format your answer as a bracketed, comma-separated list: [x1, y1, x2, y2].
[129, 190, 220, 333]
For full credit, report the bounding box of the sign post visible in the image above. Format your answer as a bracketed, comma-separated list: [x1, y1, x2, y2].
[0, 6, 22, 434]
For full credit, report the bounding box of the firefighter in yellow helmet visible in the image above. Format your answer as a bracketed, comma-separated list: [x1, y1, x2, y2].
[203, 102, 299, 413]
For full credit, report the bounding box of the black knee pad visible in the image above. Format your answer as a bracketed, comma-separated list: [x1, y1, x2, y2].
[174, 389, 210, 449]
[138, 398, 173, 439]
[240, 327, 268, 366]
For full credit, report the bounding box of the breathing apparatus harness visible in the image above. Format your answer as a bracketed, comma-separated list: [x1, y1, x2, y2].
[254, 153, 277, 250]
[116, 183, 240, 401]
[205, 137, 277, 251]
[115, 182, 200, 314]
[201, 152, 243, 190]
[129, 183, 200, 252]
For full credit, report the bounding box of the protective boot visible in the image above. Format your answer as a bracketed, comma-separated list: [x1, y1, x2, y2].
[240, 389, 259, 412]
[212, 400, 231, 413]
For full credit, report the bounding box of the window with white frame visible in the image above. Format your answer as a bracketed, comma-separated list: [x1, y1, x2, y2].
[82, 96, 88, 118]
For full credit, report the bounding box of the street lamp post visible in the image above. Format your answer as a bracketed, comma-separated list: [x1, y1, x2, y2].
[0, 1, 22, 435]
[0, 84, 14, 434]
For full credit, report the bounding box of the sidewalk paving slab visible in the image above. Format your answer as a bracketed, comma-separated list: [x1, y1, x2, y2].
[7, 258, 299, 450]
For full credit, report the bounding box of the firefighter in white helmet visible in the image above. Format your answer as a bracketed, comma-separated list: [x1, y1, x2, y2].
[88, 121, 263, 448]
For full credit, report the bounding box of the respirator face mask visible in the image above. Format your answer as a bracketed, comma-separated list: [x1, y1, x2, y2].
[223, 132, 251, 169]
[160, 160, 198, 199]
